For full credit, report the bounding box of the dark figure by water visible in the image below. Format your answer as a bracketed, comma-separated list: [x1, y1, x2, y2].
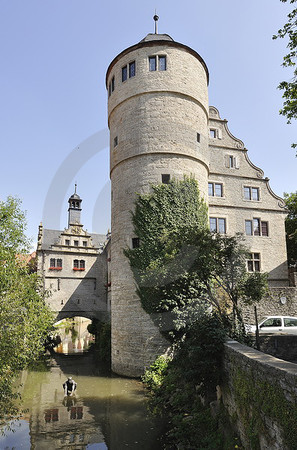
[63, 376, 77, 396]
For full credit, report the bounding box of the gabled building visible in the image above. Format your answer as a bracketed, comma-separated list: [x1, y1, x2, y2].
[37, 187, 110, 321]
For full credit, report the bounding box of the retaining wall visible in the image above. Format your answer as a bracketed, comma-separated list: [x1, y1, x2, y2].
[219, 340, 297, 449]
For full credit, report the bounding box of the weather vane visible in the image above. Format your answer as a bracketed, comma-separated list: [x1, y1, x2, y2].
[153, 10, 159, 34]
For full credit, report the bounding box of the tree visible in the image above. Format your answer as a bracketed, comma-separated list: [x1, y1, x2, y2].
[124, 178, 268, 342]
[124, 177, 210, 340]
[284, 191, 297, 265]
[273, 0, 297, 149]
[0, 197, 54, 422]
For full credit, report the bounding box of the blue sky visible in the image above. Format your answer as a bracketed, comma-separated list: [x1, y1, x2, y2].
[1, 0, 296, 246]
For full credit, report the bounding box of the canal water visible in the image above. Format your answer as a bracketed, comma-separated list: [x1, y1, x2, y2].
[0, 320, 165, 449]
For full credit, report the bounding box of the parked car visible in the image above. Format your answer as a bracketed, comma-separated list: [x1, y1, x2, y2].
[246, 316, 297, 334]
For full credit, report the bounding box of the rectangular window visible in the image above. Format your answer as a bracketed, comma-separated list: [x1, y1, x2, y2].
[111, 76, 115, 92]
[132, 237, 140, 249]
[122, 65, 127, 82]
[57, 259, 62, 268]
[162, 174, 170, 184]
[253, 218, 260, 236]
[208, 183, 214, 197]
[50, 258, 56, 267]
[114, 136, 118, 147]
[209, 217, 226, 233]
[197, 132, 200, 143]
[83, 241, 87, 247]
[210, 129, 216, 138]
[129, 61, 136, 78]
[244, 186, 259, 201]
[73, 260, 79, 269]
[208, 182, 223, 197]
[80, 260, 85, 269]
[74, 240, 79, 247]
[149, 56, 157, 71]
[108, 82, 111, 97]
[261, 221, 269, 237]
[159, 55, 167, 71]
[229, 155, 235, 168]
[245, 219, 268, 236]
[245, 220, 252, 236]
[65, 239, 70, 246]
[247, 253, 261, 272]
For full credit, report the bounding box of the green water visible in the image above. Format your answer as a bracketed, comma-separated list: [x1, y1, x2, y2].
[0, 353, 164, 449]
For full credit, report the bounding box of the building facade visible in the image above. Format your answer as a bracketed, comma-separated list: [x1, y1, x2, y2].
[106, 29, 288, 376]
[37, 188, 109, 321]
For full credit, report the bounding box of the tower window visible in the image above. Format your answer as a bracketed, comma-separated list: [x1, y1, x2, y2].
[149, 56, 157, 71]
[149, 55, 167, 71]
[114, 136, 118, 147]
[74, 240, 79, 247]
[122, 65, 127, 82]
[162, 174, 170, 184]
[210, 129, 216, 138]
[132, 237, 140, 249]
[129, 61, 136, 78]
[197, 133, 200, 143]
[159, 56, 167, 71]
[111, 76, 115, 92]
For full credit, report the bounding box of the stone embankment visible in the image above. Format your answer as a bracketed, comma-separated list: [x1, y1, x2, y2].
[219, 339, 297, 449]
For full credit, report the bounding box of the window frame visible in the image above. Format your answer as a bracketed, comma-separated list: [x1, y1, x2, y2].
[244, 186, 260, 201]
[209, 217, 226, 233]
[245, 219, 269, 237]
[208, 182, 223, 197]
[247, 253, 261, 272]
[161, 174, 170, 184]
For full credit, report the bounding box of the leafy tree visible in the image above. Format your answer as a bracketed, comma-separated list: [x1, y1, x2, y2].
[284, 191, 297, 265]
[273, 0, 297, 148]
[124, 177, 210, 340]
[125, 178, 268, 341]
[0, 197, 54, 422]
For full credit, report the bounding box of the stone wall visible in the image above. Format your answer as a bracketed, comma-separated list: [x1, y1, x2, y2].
[219, 340, 297, 449]
[241, 287, 297, 324]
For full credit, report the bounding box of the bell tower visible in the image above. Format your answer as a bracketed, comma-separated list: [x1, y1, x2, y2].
[68, 184, 82, 227]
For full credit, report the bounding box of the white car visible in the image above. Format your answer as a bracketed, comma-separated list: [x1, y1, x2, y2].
[247, 316, 297, 334]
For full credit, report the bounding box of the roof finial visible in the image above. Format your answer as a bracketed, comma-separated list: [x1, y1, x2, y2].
[74, 183, 77, 194]
[153, 10, 159, 34]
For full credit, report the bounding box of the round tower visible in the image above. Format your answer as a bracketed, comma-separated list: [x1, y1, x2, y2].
[106, 27, 210, 377]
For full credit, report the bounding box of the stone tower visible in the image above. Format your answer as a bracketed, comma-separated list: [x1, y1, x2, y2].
[106, 23, 210, 376]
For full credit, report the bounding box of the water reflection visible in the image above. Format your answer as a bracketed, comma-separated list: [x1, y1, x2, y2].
[54, 317, 95, 354]
[0, 353, 164, 449]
